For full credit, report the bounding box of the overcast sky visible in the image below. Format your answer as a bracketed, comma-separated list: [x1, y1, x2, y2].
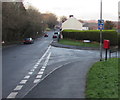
[23, 0, 120, 21]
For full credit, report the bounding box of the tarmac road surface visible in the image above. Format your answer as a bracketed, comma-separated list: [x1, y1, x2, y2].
[3, 30, 117, 98]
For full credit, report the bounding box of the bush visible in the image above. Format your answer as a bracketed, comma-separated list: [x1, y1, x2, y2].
[62, 30, 118, 46]
[118, 33, 120, 48]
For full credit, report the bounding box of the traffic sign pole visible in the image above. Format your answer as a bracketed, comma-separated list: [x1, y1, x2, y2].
[100, 0, 103, 61]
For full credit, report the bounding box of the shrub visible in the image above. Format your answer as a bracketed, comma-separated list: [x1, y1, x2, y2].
[62, 30, 118, 46]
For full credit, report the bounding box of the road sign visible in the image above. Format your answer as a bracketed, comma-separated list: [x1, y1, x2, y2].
[98, 20, 104, 30]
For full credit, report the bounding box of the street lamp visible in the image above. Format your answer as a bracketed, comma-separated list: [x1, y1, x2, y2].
[100, 0, 103, 61]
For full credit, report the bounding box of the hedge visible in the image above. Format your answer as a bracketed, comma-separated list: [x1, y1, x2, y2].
[62, 30, 119, 46]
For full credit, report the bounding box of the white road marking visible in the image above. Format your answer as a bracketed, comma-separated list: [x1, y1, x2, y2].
[88, 51, 93, 53]
[28, 72, 33, 75]
[36, 75, 42, 78]
[33, 79, 41, 83]
[34, 66, 37, 69]
[34, 64, 38, 67]
[38, 52, 51, 75]
[36, 62, 40, 65]
[20, 80, 27, 84]
[7, 92, 18, 98]
[14, 85, 23, 91]
[42, 66, 46, 69]
[24, 75, 30, 79]
[33, 46, 51, 78]
[37, 46, 51, 65]
[33, 52, 51, 83]
[31, 69, 35, 72]
[40, 68, 45, 71]
[50, 40, 53, 44]
[38, 71, 44, 75]
[36, 63, 39, 66]
[43, 52, 51, 66]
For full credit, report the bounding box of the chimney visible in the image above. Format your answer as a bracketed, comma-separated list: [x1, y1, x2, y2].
[69, 15, 74, 18]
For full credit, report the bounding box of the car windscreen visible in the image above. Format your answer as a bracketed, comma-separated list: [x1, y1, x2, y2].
[24, 38, 31, 40]
[54, 32, 58, 34]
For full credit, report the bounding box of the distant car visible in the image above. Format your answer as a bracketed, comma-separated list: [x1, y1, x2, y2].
[54, 32, 60, 35]
[44, 33, 48, 37]
[53, 34, 58, 38]
[23, 38, 34, 44]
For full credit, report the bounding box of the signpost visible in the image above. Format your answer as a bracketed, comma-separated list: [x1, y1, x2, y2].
[99, 0, 103, 61]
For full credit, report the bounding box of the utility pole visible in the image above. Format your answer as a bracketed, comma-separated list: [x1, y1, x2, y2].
[100, 0, 103, 61]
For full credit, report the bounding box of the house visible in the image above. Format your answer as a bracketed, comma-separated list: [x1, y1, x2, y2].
[62, 15, 83, 31]
[83, 23, 98, 30]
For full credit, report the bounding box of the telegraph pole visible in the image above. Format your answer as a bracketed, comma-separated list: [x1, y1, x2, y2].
[100, 0, 103, 61]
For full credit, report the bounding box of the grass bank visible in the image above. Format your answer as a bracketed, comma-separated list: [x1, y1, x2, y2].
[86, 58, 119, 98]
[59, 39, 99, 48]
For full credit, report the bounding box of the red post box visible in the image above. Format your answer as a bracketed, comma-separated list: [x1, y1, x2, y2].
[103, 40, 110, 49]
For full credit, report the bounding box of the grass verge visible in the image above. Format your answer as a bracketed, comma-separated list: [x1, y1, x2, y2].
[59, 39, 99, 48]
[62, 29, 116, 32]
[86, 58, 119, 98]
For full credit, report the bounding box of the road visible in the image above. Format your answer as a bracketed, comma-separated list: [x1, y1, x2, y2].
[2, 31, 53, 98]
[3, 31, 112, 98]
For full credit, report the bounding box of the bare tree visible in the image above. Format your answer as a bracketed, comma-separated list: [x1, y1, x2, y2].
[42, 13, 58, 29]
[2, 2, 58, 43]
[60, 16, 67, 23]
[24, 6, 43, 38]
[2, 2, 27, 41]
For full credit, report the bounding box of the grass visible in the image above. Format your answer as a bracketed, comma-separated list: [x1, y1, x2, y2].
[86, 58, 119, 98]
[59, 39, 99, 48]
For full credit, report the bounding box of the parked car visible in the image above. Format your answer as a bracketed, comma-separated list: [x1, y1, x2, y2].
[53, 34, 58, 38]
[44, 33, 48, 37]
[23, 38, 34, 44]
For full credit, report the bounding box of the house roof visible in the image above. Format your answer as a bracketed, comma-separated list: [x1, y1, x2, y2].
[62, 17, 83, 30]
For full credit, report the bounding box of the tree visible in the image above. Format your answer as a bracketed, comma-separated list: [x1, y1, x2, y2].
[2, 2, 58, 43]
[60, 16, 67, 23]
[2, 2, 27, 41]
[104, 21, 115, 30]
[2, 3, 43, 41]
[42, 13, 58, 29]
[25, 6, 43, 38]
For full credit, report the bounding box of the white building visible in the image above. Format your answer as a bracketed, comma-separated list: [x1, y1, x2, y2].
[62, 15, 83, 31]
[82, 26, 89, 30]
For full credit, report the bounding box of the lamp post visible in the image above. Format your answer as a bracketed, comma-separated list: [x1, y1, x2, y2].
[100, 0, 103, 61]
